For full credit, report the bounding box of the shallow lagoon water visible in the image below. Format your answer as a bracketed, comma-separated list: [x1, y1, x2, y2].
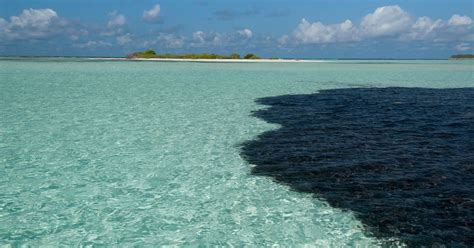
[0, 59, 472, 246]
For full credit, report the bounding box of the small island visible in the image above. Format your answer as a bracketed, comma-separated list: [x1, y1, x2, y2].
[129, 50, 261, 60]
[116, 49, 321, 63]
[449, 54, 474, 60]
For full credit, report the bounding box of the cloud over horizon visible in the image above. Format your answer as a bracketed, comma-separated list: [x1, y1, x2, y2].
[143, 4, 161, 23]
[101, 11, 127, 37]
[0, 3, 472, 57]
[291, 5, 473, 45]
[190, 28, 254, 47]
[0, 8, 68, 41]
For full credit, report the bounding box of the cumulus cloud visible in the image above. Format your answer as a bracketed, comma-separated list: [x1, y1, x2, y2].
[237, 28, 252, 39]
[191, 31, 227, 46]
[448, 14, 473, 26]
[102, 11, 127, 36]
[158, 33, 184, 48]
[143, 4, 161, 23]
[107, 12, 125, 28]
[191, 29, 254, 47]
[294, 19, 358, 43]
[3, 5, 472, 55]
[0, 8, 67, 40]
[360, 5, 412, 37]
[291, 5, 473, 45]
[404, 17, 443, 41]
[9, 8, 58, 29]
[403, 15, 473, 42]
[192, 31, 206, 43]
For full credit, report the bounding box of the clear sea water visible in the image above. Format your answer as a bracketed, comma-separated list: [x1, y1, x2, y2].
[0, 59, 472, 246]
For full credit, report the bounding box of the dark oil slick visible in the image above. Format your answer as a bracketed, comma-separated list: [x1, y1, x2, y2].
[241, 87, 474, 246]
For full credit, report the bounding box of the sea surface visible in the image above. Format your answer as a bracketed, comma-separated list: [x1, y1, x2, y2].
[0, 58, 473, 246]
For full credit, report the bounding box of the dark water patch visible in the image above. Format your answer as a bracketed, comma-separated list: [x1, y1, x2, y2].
[241, 87, 474, 246]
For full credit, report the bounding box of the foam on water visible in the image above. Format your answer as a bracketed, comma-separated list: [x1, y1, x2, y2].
[0, 59, 472, 246]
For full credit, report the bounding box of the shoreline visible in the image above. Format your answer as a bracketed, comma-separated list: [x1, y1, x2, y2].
[88, 57, 325, 63]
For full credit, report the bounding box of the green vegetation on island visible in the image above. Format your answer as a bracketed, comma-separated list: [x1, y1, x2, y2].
[129, 50, 262, 60]
[449, 54, 474, 59]
[243, 53, 259, 59]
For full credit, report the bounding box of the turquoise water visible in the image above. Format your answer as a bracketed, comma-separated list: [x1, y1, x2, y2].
[0, 59, 472, 246]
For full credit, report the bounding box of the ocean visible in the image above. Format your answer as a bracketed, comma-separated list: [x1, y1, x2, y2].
[0, 58, 472, 246]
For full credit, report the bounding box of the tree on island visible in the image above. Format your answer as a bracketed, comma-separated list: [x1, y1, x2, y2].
[128, 50, 263, 60]
[142, 50, 156, 55]
[450, 54, 474, 59]
[244, 53, 260, 59]
[230, 53, 241, 59]
[129, 49, 157, 58]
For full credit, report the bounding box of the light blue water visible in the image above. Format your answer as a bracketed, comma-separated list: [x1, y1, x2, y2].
[0, 59, 472, 246]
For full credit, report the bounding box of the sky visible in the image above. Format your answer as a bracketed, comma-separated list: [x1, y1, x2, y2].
[0, 0, 473, 58]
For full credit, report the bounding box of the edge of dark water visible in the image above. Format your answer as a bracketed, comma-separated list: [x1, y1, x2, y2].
[240, 87, 474, 246]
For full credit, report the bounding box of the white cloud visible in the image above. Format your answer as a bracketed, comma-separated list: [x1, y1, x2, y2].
[0, 8, 65, 40]
[9, 8, 58, 29]
[159, 33, 184, 48]
[102, 11, 127, 36]
[293, 5, 412, 44]
[69, 28, 88, 41]
[191, 29, 255, 47]
[73, 40, 112, 49]
[0, 18, 8, 27]
[291, 5, 473, 45]
[143, 4, 161, 23]
[211, 33, 227, 45]
[192, 31, 206, 43]
[455, 42, 472, 51]
[404, 16, 443, 41]
[107, 11, 126, 29]
[448, 14, 473, 26]
[190, 31, 227, 46]
[117, 33, 132, 45]
[144, 33, 184, 48]
[404, 14, 473, 42]
[360, 5, 412, 37]
[294, 19, 358, 43]
[237, 28, 252, 39]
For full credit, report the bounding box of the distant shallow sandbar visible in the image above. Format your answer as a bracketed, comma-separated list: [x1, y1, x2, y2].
[89, 57, 325, 63]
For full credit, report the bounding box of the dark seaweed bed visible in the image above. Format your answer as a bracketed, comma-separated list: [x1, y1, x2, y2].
[241, 87, 474, 246]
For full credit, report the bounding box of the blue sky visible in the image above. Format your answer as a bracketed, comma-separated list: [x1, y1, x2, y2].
[0, 0, 473, 58]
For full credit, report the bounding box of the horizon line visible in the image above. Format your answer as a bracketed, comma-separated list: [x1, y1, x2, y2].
[0, 55, 457, 60]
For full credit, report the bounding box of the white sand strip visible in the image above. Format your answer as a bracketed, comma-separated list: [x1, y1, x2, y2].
[88, 57, 325, 63]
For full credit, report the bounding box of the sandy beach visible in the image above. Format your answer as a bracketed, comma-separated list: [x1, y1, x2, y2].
[89, 57, 325, 63]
